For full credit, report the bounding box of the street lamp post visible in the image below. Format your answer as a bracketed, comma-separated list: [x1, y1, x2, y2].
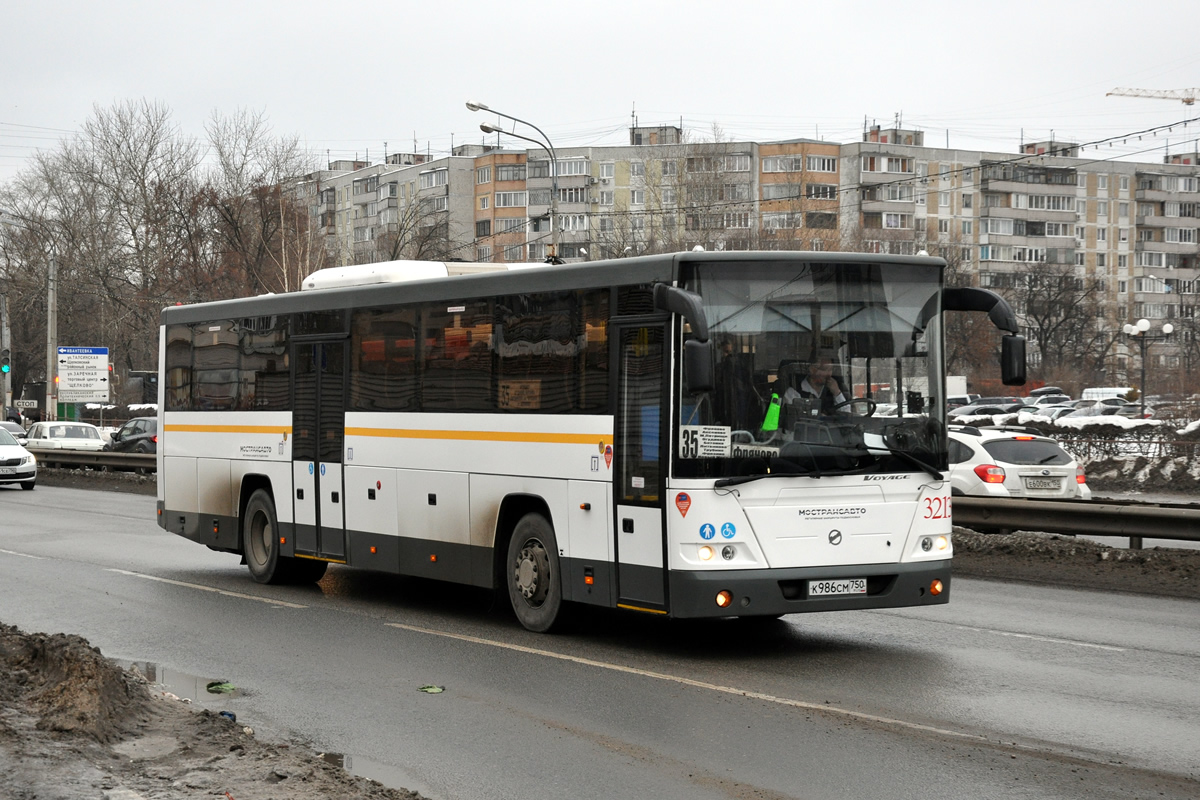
[466, 101, 561, 264]
[1122, 318, 1173, 418]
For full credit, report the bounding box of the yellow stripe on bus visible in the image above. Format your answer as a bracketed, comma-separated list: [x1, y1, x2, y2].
[617, 603, 669, 615]
[162, 424, 611, 447]
[345, 427, 612, 446]
[164, 424, 292, 435]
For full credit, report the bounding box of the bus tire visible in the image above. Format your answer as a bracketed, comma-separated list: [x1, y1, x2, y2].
[506, 513, 564, 633]
[244, 489, 285, 584]
[243, 489, 328, 585]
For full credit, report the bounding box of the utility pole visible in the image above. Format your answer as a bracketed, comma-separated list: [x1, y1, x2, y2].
[46, 256, 57, 421]
[1, 294, 11, 409]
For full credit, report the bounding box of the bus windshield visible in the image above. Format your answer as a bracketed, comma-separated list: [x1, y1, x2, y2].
[676, 258, 947, 480]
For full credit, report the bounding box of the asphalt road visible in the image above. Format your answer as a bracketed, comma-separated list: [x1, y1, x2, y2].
[1, 485, 1198, 799]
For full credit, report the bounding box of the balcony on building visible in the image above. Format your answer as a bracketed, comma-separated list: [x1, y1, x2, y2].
[979, 162, 1077, 194]
[1134, 172, 1200, 202]
[1134, 240, 1198, 256]
[319, 211, 336, 234]
[859, 185, 916, 214]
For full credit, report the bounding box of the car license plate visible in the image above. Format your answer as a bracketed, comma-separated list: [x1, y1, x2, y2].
[809, 578, 867, 596]
[1025, 477, 1061, 490]
[0, 468, 13, 475]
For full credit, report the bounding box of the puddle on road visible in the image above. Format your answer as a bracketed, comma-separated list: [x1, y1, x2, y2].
[120, 661, 244, 704]
[120, 660, 428, 796]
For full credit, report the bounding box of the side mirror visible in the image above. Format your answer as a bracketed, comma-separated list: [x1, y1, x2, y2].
[684, 339, 714, 393]
[1001, 335, 1027, 386]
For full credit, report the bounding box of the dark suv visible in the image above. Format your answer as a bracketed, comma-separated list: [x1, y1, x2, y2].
[104, 417, 158, 453]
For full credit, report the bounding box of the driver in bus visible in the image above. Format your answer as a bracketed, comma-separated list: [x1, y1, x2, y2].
[780, 356, 847, 413]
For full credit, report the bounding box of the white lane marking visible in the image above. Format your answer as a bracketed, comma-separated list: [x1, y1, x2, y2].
[954, 624, 1126, 652]
[106, 569, 308, 608]
[0, 548, 43, 559]
[385, 623, 990, 744]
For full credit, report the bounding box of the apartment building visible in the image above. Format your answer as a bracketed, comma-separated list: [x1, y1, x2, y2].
[302, 121, 1200, 379]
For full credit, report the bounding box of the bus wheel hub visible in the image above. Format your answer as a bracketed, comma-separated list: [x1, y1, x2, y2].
[515, 542, 549, 604]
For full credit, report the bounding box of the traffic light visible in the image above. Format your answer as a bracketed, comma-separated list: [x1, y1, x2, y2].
[0, 348, 10, 374]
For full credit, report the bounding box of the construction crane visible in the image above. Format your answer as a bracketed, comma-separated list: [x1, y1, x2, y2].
[1107, 87, 1200, 105]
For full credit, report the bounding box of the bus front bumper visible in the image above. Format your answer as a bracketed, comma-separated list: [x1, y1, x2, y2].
[666, 560, 951, 618]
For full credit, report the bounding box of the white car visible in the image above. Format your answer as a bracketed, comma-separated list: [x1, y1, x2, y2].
[0, 427, 37, 490]
[947, 425, 1090, 500]
[23, 421, 106, 452]
[0, 420, 28, 447]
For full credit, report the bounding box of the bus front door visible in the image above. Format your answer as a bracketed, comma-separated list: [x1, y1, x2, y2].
[613, 323, 668, 611]
[292, 341, 347, 561]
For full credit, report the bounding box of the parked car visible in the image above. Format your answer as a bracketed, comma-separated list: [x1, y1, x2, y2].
[1115, 404, 1154, 419]
[947, 425, 1090, 500]
[1027, 386, 1067, 397]
[947, 393, 981, 409]
[0, 420, 29, 447]
[0, 426, 37, 490]
[1024, 394, 1072, 407]
[104, 416, 158, 453]
[1063, 404, 1120, 418]
[23, 421, 106, 452]
[1036, 405, 1078, 421]
[1081, 387, 1134, 402]
[948, 401, 1024, 418]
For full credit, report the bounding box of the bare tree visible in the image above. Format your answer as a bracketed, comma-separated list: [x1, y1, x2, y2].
[1005, 263, 1110, 375]
[371, 194, 456, 263]
[205, 108, 317, 295]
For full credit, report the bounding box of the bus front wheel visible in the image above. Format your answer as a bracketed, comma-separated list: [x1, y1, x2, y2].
[506, 513, 564, 633]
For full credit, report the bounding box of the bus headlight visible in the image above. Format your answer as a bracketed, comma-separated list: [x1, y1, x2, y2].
[721, 545, 736, 560]
[920, 535, 950, 554]
[699, 545, 714, 561]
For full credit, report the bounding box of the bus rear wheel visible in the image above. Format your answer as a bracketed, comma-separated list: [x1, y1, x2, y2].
[506, 513, 565, 633]
[243, 489, 327, 585]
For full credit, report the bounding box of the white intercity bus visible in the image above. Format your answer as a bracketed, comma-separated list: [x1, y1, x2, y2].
[156, 251, 1025, 631]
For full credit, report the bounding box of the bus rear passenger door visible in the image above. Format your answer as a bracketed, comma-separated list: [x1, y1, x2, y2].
[613, 323, 668, 611]
[292, 340, 347, 561]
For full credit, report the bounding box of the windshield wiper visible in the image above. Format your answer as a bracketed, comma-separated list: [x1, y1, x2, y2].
[715, 466, 815, 488]
[859, 444, 943, 480]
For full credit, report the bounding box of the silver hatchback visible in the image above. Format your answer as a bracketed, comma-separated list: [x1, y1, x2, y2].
[948, 425, 1090, 500]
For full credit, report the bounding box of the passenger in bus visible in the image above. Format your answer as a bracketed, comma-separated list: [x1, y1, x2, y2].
[713, 336, 760, 430]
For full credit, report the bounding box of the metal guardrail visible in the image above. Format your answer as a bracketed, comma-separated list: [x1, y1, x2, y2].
[29, 451, 1198, 549]
[33, 451, 156, 472]
[952, 496, 1200, 548]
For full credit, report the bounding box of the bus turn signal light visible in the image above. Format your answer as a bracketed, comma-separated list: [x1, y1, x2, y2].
[930, 579, 944, 596]
[715, 590, 732, 608]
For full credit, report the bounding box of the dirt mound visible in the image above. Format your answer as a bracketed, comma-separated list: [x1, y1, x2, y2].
[952, 527, 1200, 599]
[0, 623, 428, 799]
[0, 625, 150, 742]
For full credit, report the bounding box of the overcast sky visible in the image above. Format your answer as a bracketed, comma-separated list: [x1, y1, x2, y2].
[4, 1, 1200, 185]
